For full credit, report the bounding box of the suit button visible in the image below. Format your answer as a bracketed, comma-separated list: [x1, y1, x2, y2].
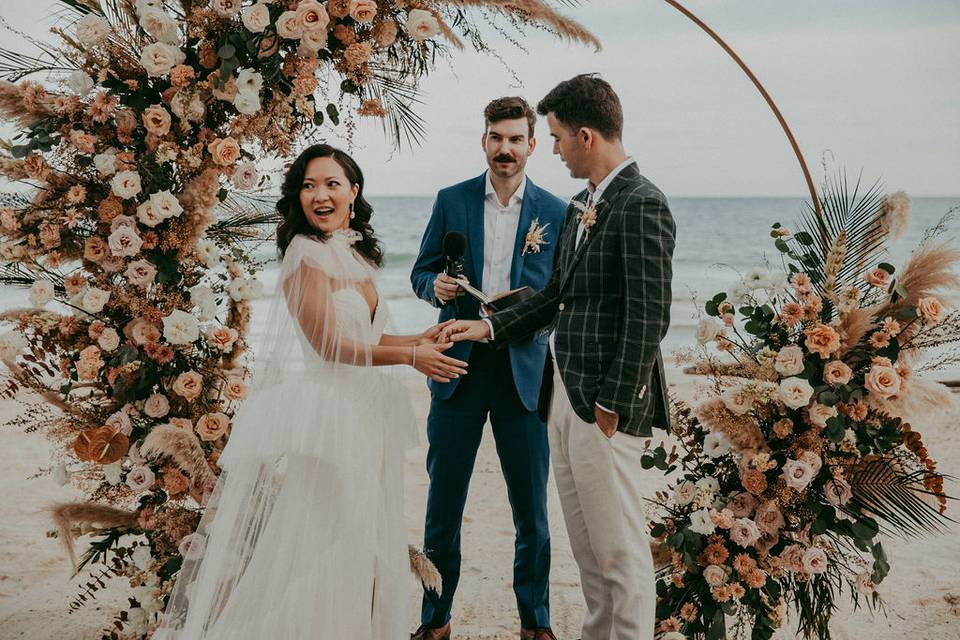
[558, 303, 565, 311]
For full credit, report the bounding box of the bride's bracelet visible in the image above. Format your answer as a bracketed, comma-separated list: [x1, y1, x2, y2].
[411, 345, 417, 369]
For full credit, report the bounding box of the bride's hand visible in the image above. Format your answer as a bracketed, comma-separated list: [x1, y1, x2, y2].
[417, 319, 456, 345]
[414, 342, 468, 383]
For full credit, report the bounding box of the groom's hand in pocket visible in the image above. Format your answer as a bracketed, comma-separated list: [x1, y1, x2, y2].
[594, 404, 619, 438]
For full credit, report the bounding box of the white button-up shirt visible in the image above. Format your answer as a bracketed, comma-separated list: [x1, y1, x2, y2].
[574, 155, 635, 248]
[482, 171, 525, 297]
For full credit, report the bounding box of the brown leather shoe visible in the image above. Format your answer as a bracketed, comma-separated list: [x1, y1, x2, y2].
[411, 623, 451, 640]
[520, 628, 558, 640]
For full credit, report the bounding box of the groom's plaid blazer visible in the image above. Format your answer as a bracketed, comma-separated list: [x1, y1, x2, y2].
[488, 162, 675, 437]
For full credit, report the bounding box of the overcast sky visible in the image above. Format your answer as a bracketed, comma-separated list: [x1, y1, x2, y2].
[3, 0, 959, 197]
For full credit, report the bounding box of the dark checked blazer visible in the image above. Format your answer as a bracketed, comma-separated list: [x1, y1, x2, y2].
[488, 162, 675, 437]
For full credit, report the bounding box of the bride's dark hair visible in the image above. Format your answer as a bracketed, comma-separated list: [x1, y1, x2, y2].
[276, 144, 384, 267]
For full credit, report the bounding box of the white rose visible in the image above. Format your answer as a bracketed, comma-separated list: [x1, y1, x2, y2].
[241, 3, 271, 32]
[144, 393, 170, 418]
[782, 458, 816, 491]
[210, 0, 242, 17]
[298, 28, 327, 53]
[149, 190, 183, 219]
[105, 410, 133, 435]
[276, 10, 303, 39]
[196, 239, 220, 268]
[108, 225, 143, 257]
[807, 402, 838, 429]
[82, 287, 111, 313]
[674, 480, 696, 506]
[688, 507, 716, 535]
[139, 9, 179, 44]
[721, 386, 753, 415]
[744, 268, 773, 291]
[778, 377, 814, 409]
[190, 286, 217, 321]
[774, 345, 805, 377]
[98, 328, 121, 351]
[802, 547, 828, 574]
[696, 318, 722, 345]
[126, 465, 155, 491]
[406, 8, 440, 41]
[102, 461, 122, 485]
[232, 161, 258, 190]
[162, 309, 200, 345]
[132, 585, 163, 613]
[729, 517, 762, 547]
[111, 171, 142, 199]
[239, 278, 263, 300]
[30, 280, 55, 307]
[0, 330, 28, 360]
[76, 14, 110, 45]
[703, 431, 732, 458]
[93, 151, 117, 176]
[131, 545, 154, 571]
[233, 90, 261, 115]
[67, 70, 94, 95]
[696, 475, 720, 495]
[140, 42, 186, 77]
[236, 68, 263, 95]
[136, 200, 164, 227]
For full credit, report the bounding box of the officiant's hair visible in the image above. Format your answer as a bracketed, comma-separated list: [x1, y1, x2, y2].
[276, 144, 384, 267]
[484, 96, 536, 138]
[537, 74, 623, 141]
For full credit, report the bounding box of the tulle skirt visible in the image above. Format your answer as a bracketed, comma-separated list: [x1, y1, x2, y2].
[154, 366, 417, 639]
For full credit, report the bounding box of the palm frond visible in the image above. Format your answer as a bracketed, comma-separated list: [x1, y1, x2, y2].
[0, 262, 36, 288]
[364, 67, 427, 150]
[847, 456, 954, 537]
[796, 170, 888, 294]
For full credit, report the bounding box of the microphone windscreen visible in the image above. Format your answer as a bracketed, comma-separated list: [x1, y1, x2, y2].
[442, 231, 467, 259]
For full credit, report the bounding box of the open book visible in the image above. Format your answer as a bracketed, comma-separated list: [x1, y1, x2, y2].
[454, 277, 535, 313]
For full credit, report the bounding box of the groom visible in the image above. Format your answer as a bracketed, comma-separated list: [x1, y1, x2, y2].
[441, 75, 676, 640]
[410, 97, 567, 640]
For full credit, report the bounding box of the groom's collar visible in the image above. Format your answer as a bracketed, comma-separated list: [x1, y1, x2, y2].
[587, 156, 636, 203]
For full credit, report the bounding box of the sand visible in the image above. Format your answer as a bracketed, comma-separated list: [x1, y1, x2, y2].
[1, 370, 959, 639]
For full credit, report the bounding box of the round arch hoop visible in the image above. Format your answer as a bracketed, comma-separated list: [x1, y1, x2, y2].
[662, 0, 826, 229]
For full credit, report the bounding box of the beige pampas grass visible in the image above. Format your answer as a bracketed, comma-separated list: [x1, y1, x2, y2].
[823, 230, 847, 301]
[868, 376, 956, 422]
[50, 502, 138, 572]
[408, 545, 442, 595]
[440, 0, 602, 51]
[140, 424, 218, 490]
[838, 304, 879, 354]
[889, 242, 960, 310]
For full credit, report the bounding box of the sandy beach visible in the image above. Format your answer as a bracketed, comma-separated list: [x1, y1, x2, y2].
[1, 365, 959, 639]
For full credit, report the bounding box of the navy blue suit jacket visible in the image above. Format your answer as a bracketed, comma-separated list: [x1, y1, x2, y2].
[411, 173, 567, 411]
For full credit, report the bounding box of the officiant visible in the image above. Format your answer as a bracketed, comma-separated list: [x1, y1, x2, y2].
[409, 97, 567, 640]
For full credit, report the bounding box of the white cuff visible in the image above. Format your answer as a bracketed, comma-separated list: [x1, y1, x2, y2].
[595, 402, 616, 415]
[482, 318, 495, 341]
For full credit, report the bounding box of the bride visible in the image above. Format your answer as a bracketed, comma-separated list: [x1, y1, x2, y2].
[155, 144, 468, 638]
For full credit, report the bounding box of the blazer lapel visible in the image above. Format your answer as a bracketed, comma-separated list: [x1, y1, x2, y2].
[466, 174, 486, 289]
[559, 163, 641, 291]
[510, 178, 539, 290]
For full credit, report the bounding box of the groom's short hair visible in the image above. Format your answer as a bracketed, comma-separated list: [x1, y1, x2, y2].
[537, 74, 623, 141]
[484, 96, 536, 138]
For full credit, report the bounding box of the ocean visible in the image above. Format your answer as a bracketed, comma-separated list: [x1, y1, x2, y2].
[2, 196, 958, 364]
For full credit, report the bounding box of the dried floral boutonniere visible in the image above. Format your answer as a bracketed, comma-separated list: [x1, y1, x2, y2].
[521, 218, 550, 256]
[571, 197, 602, 242]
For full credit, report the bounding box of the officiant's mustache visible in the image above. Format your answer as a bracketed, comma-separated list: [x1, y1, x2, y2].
[492, 154, 516, 163]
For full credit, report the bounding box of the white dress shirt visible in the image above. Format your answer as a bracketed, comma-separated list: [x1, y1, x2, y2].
[481, 171, 525, 297]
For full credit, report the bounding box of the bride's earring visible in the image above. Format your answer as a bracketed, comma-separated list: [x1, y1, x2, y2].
[349, 202, 355, 219]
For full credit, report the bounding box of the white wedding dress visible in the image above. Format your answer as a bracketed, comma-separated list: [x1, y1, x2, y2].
[155, 231, 417, 639]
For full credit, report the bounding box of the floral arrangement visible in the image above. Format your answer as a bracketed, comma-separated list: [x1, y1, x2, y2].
[0, 0, 596, 636]
[650, 181, 956, 640]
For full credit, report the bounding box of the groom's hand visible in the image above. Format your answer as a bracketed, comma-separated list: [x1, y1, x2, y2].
[439, 320, 491, 343]
[594, 404, 619, 438]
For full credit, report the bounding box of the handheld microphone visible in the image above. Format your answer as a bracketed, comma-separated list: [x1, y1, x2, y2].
[442, 231, 467, 279]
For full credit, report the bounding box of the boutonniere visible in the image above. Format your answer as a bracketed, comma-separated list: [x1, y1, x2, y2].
[571, 198, 602, 241]
[521, 218, 550, 256]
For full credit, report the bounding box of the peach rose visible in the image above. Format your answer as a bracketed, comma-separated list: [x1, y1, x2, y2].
[702, 564, 728, 587]
[823, 360, 852, 385]
[802, 547, 828, 574]
[208, 136, 241, 167]
[864, 267, 890, 288]
[84, 236, 109, 262]
[142, 104, 171, 136]
[130, 319, 162, 345]
[223, 376, 247, 400]
[76, 345, 103, 381]
[804, 323, 840, 359]
[297, 1, 330, 32]
[806, 402, 838, 429]
[169, 417, 193, 430]
[372, 19, 398, 47]
[774, 345, 805, 377]
[918, 296, 944, 324]
[350, 0, 377, 23]
[754, 501, 785, 535]
[729, 517, 761, 547]
[172, 370, 204, 401]
[406, 8, 439, 41]
[782, 458, 815, 491]
[778, 376, 813, 409]
[163, 468, 190, 496]
[864, 364, 902, 399]
[196, 412, 229, 441]
[206, 326, 239, 351]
